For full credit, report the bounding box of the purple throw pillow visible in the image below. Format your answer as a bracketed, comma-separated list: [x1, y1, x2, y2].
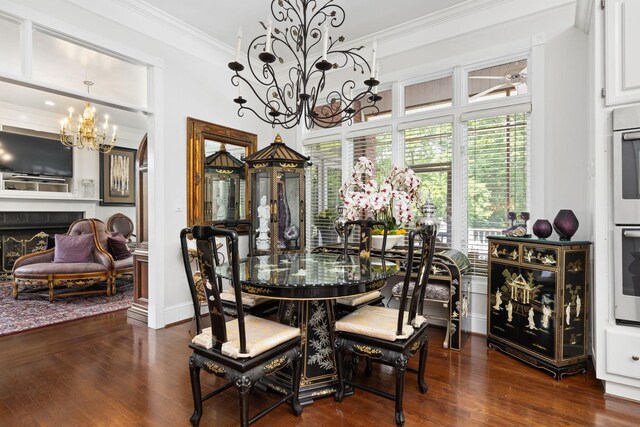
[108, 234, 131, 260]
[53, 233, 95, 263]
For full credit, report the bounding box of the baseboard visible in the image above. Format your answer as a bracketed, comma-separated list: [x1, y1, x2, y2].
[164, 301, 194, 326]
[469, 312, 487, 335]
[605, 381, 640, 403]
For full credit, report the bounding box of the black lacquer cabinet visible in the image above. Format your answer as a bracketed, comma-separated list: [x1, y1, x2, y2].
[486, 236, 591, 380]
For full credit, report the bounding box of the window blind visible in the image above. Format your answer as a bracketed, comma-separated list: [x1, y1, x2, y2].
[305, 139, 343, 248]
[404, 122, 453, 245]
[350, 130, 393, 181]
[464, 112, 530, 277]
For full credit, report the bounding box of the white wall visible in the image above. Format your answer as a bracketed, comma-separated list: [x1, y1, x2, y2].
[543, 27, 590, 242]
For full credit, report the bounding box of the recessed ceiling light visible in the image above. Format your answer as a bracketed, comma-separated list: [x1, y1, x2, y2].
[45, 101, 55, 106]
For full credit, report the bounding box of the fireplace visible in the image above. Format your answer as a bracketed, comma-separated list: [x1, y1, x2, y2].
[0, 211, 84, 276]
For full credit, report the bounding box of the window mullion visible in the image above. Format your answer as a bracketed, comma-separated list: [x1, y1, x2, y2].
[452, 114, 466, 253]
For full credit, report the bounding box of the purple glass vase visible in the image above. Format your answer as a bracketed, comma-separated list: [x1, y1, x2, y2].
[553, 209, 579, 241]
[532, 219, 552, 239]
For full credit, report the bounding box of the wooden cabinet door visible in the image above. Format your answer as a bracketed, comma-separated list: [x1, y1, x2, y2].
[488, 261, 558, 362]
[605, 0, 640, 105]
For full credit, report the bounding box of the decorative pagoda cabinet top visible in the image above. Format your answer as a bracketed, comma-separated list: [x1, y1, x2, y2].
[244, 134, 310, 256]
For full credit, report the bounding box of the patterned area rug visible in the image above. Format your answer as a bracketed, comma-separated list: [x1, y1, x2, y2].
[0, 277, 133, 337]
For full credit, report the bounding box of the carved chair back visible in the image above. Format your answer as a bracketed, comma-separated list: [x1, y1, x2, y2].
[210, 219, 253, 293]
[343, 219, 388, 260]
[395, 224, 438, 336]
[180, 225, 247, 354]
[107, 213, 135, 241]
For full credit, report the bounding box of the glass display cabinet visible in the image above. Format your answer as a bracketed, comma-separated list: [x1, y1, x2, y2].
[245, 134, 310, 255]
[204, 143, 245, 222]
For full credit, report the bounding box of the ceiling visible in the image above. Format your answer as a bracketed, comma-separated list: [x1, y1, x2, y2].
[0, 0, 471, 132]
[143, 0, 471, 48]
[0, 81, 148, 132]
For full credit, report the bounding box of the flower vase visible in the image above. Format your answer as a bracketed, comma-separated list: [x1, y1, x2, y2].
[371, 234, 403, 250]
[532, 219, 553, 239]
[553, 209, 579, 241]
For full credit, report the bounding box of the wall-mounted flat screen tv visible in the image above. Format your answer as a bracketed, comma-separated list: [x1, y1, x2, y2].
[0, 130, 73, 177]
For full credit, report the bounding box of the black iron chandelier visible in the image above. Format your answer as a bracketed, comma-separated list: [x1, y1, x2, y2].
[228, 0, 382, 129]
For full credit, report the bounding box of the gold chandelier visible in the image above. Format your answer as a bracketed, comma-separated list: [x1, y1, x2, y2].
[59, 80, 117, 153]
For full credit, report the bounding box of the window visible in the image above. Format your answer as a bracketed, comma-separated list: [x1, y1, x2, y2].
[350, 130, 393, 180]
[464, 112, 530, 276]
[405, 76, 453, 114]
[0, 14, 21, 75]
[403, 122, 453, 244]
[363, 89, 392, 122]
[305, 139, 342, 248]
[468, 59, 528, 103]
[312, 100, 343, 127]
[303, 53, 533, 281]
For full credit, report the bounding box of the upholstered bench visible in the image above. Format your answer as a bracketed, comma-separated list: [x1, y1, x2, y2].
[12, 219, 114, 302]
[389, 249, 471, 351]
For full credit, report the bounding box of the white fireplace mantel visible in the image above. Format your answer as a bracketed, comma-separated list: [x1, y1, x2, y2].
[0, 194, 99, 218]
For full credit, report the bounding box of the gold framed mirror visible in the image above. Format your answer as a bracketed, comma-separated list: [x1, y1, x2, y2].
[187, 117, 256, 233]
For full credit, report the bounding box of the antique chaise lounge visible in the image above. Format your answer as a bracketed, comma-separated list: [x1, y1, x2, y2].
[12, 218, 132, 302]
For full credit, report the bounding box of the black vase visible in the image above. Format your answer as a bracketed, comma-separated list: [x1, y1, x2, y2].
[532, 219, 552, 239]
[553, 209, 579, 241]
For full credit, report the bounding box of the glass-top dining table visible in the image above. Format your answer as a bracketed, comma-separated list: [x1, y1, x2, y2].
[216, 252, 399, 405]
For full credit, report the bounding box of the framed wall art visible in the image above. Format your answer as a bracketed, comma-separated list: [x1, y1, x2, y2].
[99, 146, 137, 206]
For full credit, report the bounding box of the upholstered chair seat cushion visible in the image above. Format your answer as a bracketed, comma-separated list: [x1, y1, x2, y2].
[391, 281, 450, 302]
[108, 234, 132, 260]
[335, 305, 417, 341]
[335, 290, 382, 306]
[53, 233, 95, 263]
[219, 290, 272, 308]
[113, 257, 133, 270]
[192, 315, 300, 359]
[14, 262, 109, 275]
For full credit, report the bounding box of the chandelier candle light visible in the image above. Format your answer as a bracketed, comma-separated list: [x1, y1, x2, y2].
[228, 0, 382, 129]
[59, 80, 117, 153]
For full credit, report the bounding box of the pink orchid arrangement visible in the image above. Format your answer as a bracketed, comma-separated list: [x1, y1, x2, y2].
[339, 157, 422, 229]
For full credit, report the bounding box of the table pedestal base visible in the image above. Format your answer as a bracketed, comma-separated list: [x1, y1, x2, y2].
[274, 299, 342, 405]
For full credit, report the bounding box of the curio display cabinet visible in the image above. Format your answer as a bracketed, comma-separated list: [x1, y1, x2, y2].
[244, 134, 310, 255]
[204, 143, 245, 222]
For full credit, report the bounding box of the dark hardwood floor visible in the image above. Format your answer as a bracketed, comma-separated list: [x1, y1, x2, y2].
[1, 310, 639, 426]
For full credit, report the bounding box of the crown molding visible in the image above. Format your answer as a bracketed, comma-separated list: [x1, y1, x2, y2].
[574, 0, 594, 33]
[64, 0, 234, 63]
[272, 0, 575, 74]
[0, 0, 162, 67]
[364, 0, 513, 43]
[112, 0, 232, 54]
[65, 0, 575, 70]
[348, 0, 575, 51]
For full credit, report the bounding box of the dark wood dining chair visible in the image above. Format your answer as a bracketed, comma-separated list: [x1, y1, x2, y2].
[334, 219, 389, 317]
[180, 225, 303, 426]
[211, 220, 278, 318]
[334, 223, 438, 425]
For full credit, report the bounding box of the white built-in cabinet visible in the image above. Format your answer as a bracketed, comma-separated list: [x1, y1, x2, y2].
[605, 0, 640, 105]
[596, 0, 640, 402]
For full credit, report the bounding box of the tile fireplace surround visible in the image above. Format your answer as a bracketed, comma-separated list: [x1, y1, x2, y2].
[0, 211, 84, 277]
